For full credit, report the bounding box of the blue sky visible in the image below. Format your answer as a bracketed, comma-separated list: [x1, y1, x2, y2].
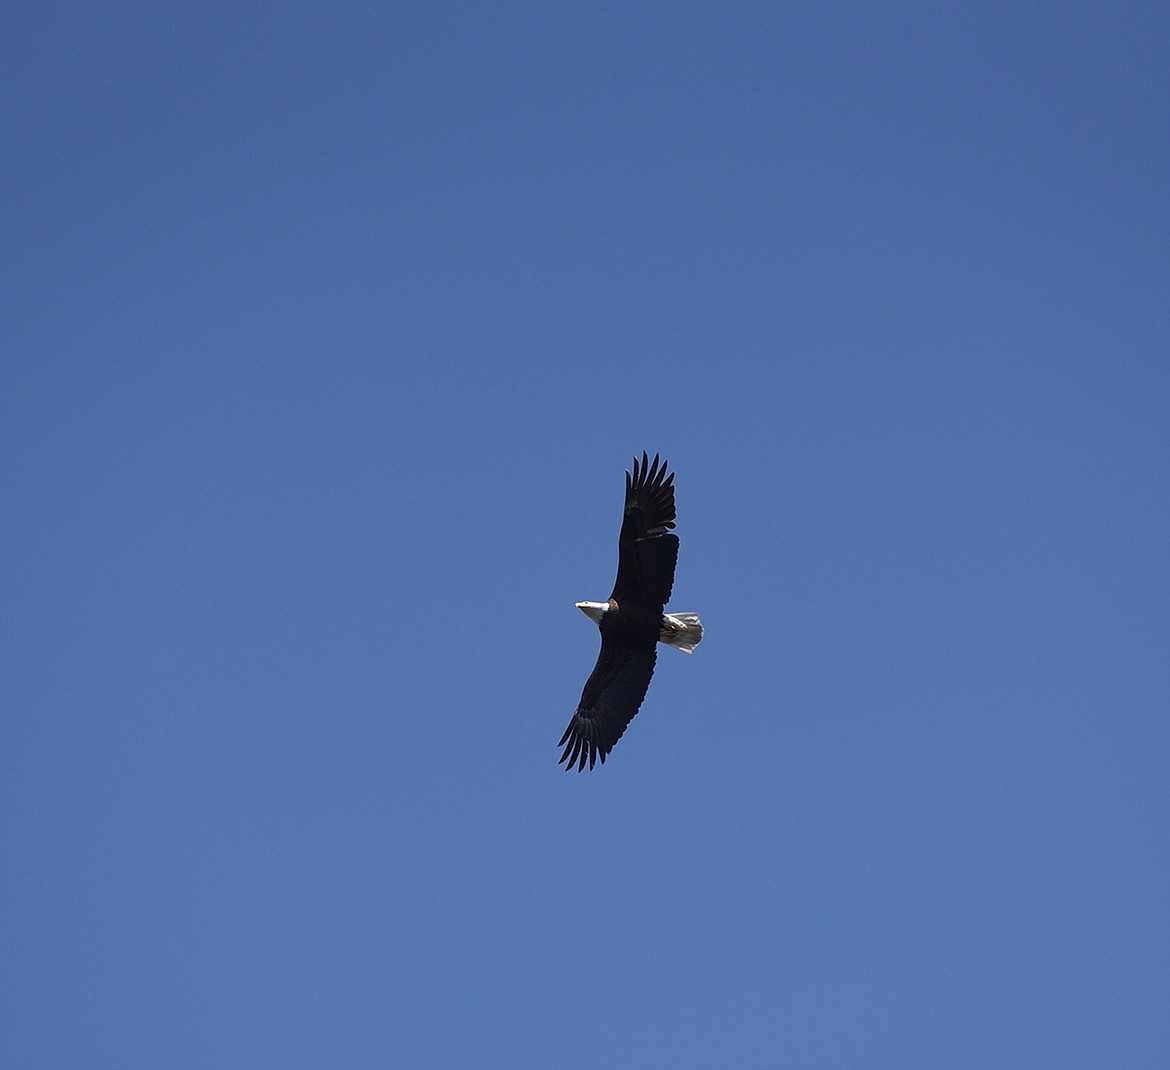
[2, 2, 1167, 1066]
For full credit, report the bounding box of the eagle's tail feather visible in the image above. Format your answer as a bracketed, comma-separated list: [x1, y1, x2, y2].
[660, 612, 703, 653]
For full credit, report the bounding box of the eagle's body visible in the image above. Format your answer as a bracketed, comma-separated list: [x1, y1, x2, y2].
[557, 453, 703, 771]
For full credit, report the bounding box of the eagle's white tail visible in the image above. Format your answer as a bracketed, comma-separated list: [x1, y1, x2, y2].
[660, 612, 704, 653]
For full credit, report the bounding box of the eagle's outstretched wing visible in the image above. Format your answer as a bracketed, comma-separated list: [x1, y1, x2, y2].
[610, 452, 679, 610]
[557, 640, 657, 771]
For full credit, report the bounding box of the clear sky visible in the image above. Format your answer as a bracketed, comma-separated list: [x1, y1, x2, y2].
[3, 2, 1167, 1066]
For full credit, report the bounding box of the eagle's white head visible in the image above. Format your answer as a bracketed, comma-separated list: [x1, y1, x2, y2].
[575, 601, 610, 625]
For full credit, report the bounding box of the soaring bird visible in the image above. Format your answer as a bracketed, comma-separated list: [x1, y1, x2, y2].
[558, 452, 703, 770]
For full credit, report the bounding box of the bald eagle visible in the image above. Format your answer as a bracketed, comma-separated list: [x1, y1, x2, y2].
[557, 452, 703, 770]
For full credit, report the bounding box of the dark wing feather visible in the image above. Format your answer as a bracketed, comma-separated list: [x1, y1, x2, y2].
[557, 640, 657, 771]
[610, 452, 679, 608]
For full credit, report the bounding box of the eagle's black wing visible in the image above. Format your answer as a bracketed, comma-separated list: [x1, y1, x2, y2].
[557, 640, 657, 771]
[610, 452, 679, 609]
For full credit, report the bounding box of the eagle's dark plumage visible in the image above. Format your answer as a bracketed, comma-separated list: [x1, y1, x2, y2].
[557, 453, 703, 771]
